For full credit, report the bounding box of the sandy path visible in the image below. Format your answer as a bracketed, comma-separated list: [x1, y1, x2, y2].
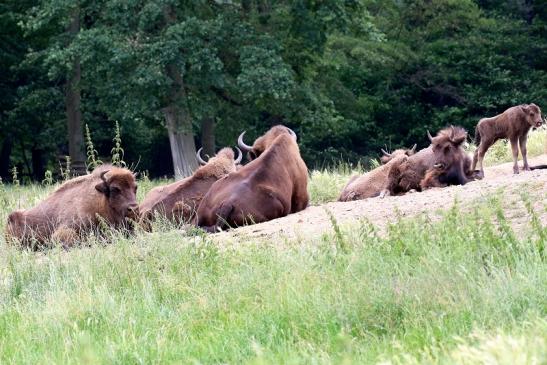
[214, 155, 547, 243]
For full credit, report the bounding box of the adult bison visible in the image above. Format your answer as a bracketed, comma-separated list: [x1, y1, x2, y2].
[5, 165, 138, 249]
[139, 147, 241, 228]
[382, 126, 474, 197]
[196, 125, 309, 232]
[472, 103, 544, 177]
[339, 146, 416, 201]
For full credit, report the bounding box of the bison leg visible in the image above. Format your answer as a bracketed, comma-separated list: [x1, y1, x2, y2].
[519, 134, 530, 171]
[420, 169, 445, 190]
[51, 226, 79, 249]
[510, 137, 520, 174]
[473, 139, 493, 178]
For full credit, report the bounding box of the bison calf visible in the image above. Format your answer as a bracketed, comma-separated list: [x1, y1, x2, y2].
[5, 165, 138, 249]
[339, 146, 416, 201]
[139, 147, 241, 228]
[472, 103, 544, 177]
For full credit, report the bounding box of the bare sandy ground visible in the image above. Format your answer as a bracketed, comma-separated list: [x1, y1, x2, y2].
[214, 155, 547, 244]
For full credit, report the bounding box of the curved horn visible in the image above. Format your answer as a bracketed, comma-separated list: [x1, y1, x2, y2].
[196, 148, 208, 165]
[234, 147, 243, 164]
[100, 170, 109, 182]
[286, 127, 297, 141]
[409, 143, 417, 154]
[427, 130, 434, 142]
[238, 131, 252, 152]
[381, 148, 391, 157]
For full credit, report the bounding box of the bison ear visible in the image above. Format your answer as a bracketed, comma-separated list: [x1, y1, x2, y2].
[95, 182, 110, 196]
[520, 104, 530, 113]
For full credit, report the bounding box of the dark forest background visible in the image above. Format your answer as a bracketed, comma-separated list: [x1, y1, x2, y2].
[1, 0, 546, 181]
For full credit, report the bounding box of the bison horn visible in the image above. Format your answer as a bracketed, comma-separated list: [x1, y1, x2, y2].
[234, 147, 243, 164]
[196, 148, 208, 165]
[409, 144, 417, 154]
[427, 130, 434, 142]
[238, 131, 253, 152]
[286, 127, 297, 141]
[100, 170, 109, 183]
[381, 148, 391, 157]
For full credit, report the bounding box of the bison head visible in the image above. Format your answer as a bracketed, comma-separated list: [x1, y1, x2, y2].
[520, 103, 543, 128]
[95, 168, 139, 219]
[380, 144, 417, 164]
[196, 147, 242, 167]
[428, 126, 468, 169]
[238, 125, 297, 161]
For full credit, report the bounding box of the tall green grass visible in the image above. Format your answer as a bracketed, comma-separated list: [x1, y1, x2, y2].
[0, 190, 545, 364]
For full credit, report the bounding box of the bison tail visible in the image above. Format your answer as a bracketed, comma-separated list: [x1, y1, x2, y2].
[474, 124, 481, 146]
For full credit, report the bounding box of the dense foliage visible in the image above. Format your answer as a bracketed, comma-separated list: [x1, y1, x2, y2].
[1, 0, 546, 180]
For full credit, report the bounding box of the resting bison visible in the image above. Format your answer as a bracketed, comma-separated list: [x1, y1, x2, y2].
[339, 146, 416, 201]
[196, 125, 309, 232]
[380, 144, 416, 164]
[5, 165, 138, 249]
[472, 103, 544, 177]
[382, 126, 474, 196]
[139, 147, 241, 227]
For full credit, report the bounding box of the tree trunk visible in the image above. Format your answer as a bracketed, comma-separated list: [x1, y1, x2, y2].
[162, 5, 198, 179]
[0, 138, 12, 180]
[31, 145, 45, 181]
[162, 105, 198, 179]
[65, 6, 86, 175]
[200, 117, 216, 157]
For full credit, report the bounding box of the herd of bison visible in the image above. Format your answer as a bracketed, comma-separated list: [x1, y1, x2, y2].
[5, 103, 546, 249]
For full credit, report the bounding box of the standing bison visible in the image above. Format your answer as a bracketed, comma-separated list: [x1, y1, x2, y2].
[339, 146, 416, 201]
[382, 126, 474, 196]
[472, 103, 544, 177]
[5, 165, 138, 249]
[196, 125, 309, 232]
[139, 147, 241, 227]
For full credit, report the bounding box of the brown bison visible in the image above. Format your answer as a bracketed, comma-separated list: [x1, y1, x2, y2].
[382, 126, 474, 197]
[5, 165, 138, 249]
[339, 146, 416, 201]
[472, 103, 544, 177]
[139, 147, 242, 227]
[380, 145, 417, 164]
[196, 125, 309, 232]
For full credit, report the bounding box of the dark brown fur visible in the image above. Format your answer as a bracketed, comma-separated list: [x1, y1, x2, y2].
[472, 103, 544, 176]
[383, 126, 473, 196]
[139, 148, 238, 228]
[5, 165, 138, 249]
[197, 126, 309, 232]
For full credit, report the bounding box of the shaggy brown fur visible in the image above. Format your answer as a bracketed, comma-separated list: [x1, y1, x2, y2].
[379, 145, 417, 164]
[5, 165, 138, 249]
[382, 126, 473, 196]
[339, 149, 412, 201]
[197, 125, 309, 232]
[139, 148, 239, 228]
[238, 125, 297, 161]
[472, 103, 544, 177]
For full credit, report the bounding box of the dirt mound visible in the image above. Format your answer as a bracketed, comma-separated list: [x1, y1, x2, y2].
[215, 155, 547, 243]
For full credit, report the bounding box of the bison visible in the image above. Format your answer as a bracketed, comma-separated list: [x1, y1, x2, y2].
[339, 146, 416, 201]
[380, 145, 417, 164]
[139, 147, 242, 228]
[5, 165, 138, 249]
[472, 103, 544, 177]
[196, 125, 309, 232]
[382, 126, 474, 197]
